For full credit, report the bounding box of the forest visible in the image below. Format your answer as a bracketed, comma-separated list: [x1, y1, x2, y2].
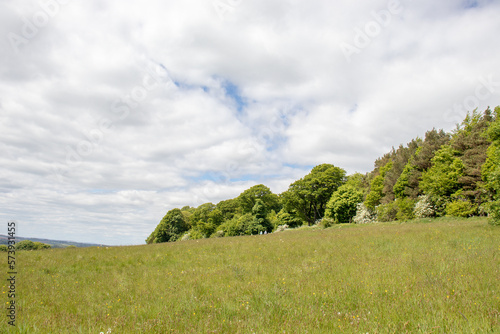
[147, 106, 500, 244]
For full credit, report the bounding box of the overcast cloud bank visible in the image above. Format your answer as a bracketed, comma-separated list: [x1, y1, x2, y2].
[1, 0, 499, 245]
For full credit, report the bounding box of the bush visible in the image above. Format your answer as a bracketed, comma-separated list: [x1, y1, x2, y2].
[414, 195, 435, 218]
[376, 202, 398, 222]
[33, 242, 51, 250]
[16, 240, 51, 250]
[0, 245, 8, 252]
[353, 203, 376, 224]
[318, 218, 335, 228]
[16, 240, 36, 250]
[486, 200, 500, 225]
[445, 200, 478, 217]
[188, 229, 205, 240]
[395, 198, 416, 221]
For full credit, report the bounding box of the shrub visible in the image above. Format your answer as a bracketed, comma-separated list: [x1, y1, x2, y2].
[318, 218, 335, 228]
[485, 200, 500, 225]
[0, 245, 8, 252]
[395, 198, 416, 221]
[188, 229, 205, 240]
[376, 202, 398, 222]
[33, 242, 51, 250]
[353, 203, 376, 224]
[16, 240, 36, 250]
[445, 200, 478, 217]
[414, 195, 435, 218]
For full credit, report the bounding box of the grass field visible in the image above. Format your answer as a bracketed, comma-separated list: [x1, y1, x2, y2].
[2, 217, 499, 333]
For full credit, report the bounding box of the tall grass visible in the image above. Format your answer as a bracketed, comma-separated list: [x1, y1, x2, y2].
[2, 217, 499, 333]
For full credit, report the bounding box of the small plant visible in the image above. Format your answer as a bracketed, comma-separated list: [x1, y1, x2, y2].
[0, 245, 8, 252]
[273, 224, 289, 233]
[210, 230, 225, 238]
[180, 232, 191, 241]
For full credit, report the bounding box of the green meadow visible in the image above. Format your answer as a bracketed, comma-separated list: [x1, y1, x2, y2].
[2, 217, 499, 333]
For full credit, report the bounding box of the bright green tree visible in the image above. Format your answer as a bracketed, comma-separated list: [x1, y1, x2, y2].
[420, 145, 465, 213]
[325, 184, 364, 224]
[364, 161, 393, 210]
[237, 184, 281, 214]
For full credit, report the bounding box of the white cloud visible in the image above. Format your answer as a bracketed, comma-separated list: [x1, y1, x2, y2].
[1, 0, 499, 244]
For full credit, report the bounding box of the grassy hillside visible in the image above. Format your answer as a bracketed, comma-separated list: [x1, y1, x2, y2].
[2, 217, 499, 333]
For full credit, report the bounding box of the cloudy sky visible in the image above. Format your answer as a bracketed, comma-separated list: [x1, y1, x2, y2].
[1, 0, 499, 245]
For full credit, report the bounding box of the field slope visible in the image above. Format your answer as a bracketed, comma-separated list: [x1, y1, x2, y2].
[2, 217, 499, 333]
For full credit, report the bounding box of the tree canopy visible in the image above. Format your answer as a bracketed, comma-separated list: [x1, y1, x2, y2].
[147, 106, 500, 244]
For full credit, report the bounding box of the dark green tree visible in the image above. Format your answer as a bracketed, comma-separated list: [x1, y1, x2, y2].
[381, 140, 421, 203]
[482, 106, 500, 224]
[146, 208, 189, 244]
[364, 161, 393, 210]
[281, 164, 346, 225]
[216, 198, 241, 221]
[394, 129, 450, 198]
[274, 209, 304, 228]
[450, 108, 493, 206]
[237, 184, 281, 214]
[246, 199, 273, 234]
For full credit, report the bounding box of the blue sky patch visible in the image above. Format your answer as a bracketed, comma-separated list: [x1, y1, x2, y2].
[221, 80, 247, 112]
[463, 0, 479, 8]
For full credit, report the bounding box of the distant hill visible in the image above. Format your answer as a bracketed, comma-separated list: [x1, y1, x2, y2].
[0, 235, 108, 248]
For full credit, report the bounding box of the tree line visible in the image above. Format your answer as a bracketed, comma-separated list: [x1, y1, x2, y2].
[147, 106, 500, 244]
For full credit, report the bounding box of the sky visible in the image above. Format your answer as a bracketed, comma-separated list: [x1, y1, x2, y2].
[1, 0, 499, 245]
